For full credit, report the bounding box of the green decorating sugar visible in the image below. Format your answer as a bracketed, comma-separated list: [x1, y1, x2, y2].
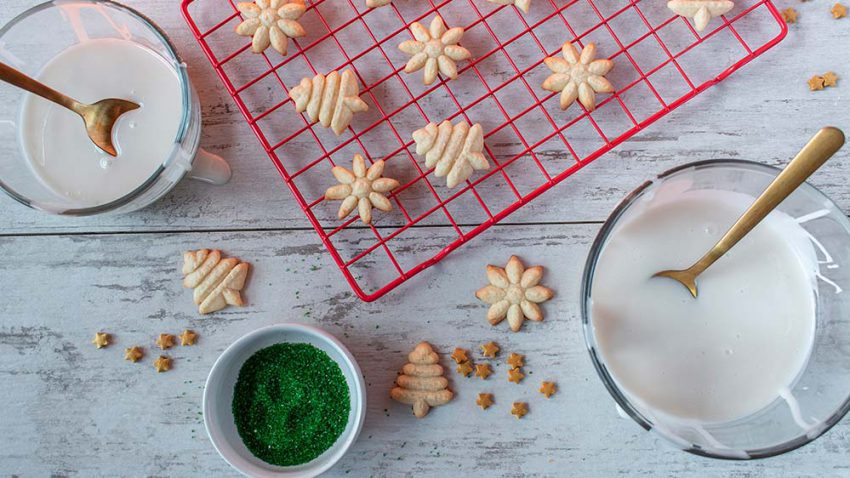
[232, 342, 350, 466]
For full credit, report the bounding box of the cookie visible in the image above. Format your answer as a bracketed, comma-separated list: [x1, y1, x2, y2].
[475, 255, 554, 332]
[390, 342, 454, 417]
[289, 69, 369, 135]
[183, 249, 250, 314]
[399, 16, 471, 85]
[412, 120, 489, 188]
[325, 154, 400, 224]
[235, 0, 306, 55]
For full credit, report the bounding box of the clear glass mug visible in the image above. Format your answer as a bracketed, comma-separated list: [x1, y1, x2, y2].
[0, 0, 230, 215]
[582, 160, 850, 459]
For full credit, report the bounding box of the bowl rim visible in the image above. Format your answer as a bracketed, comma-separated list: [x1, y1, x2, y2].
[203, 323, 367, 477]
[580, 158, 850, 460]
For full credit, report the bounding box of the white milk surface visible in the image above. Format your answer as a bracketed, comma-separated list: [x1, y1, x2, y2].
[20, 38, 182, 206]
[591, 188, 818, 424]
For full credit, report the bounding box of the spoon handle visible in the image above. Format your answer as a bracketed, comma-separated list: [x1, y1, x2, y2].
[690, 127, 845, 275]
[0, 61, 82, 113]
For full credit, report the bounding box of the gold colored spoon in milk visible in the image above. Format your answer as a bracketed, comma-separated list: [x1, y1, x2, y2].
[653, 126, 845, 298]
[0, 61, 139, 157]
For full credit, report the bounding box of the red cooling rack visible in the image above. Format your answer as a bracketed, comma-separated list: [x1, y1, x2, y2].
[182, 0, 786, 301]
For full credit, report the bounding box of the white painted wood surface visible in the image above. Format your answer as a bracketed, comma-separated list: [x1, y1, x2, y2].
[1, 0, 849, 476]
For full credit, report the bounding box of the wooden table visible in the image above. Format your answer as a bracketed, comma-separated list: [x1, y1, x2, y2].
[2, 1, 849, 476]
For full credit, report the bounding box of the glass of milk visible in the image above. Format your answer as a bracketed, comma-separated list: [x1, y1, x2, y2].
[582, 160, 850, 458]
[0, 1, 230, 215]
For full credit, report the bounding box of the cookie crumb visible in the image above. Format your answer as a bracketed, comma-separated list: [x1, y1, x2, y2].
[92, 332, 110, 349]
[476, 393, 494, 410]
[154, 355, 172, 373]
[781, 7, 798, 23]
[124, 346, 144, 363]
[156, 333, 175, 350]
[808, 75, 825, 91]
[511, 402, 528, 419]
[540, 381, 557, 398]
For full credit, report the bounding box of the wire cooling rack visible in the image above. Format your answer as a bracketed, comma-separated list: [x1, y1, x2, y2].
[182, 0, 786, 301]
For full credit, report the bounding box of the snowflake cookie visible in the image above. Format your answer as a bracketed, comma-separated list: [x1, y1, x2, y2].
[289, 69, 369, 135]
[486, 0, 532, 14]
[542, 42, 614, 112]
[325, 154, 400, 225]
[399, 16, 472, 85]
[235, 0, 306, 56]
[367, 0, 392, 7]
[667, 0, 734, 32]
[475, 255, 554, 332]
[412, 120, 489, 188]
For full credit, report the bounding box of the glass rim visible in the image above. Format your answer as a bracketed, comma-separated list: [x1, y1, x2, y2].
[580, 158, 850, 460]
[0, 0, 193, 216]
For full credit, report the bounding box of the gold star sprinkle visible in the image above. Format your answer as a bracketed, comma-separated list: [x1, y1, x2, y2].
[540, 381, 557, 398]
[475, 363, 493, 379]
[481, 341, 500, 358]
[179, 330, 197, 346]
[832, 3, 847, 18]
[823, 71, 839, 87]
[457, 361, 474, 377]
[781, 7, 798, 23]
[92, 332, 110, 349]
[507, 352, 524, 368]
[808, 75, 825, 91]
[154, 355, 172, 373]
[477, 393, 494, 410]
[156, 333, 175, 350]
[508, 367, 524, 384]
[450, 347, 469, 364]
[124, 346, 144, 363]
[511, 402, 528, 419]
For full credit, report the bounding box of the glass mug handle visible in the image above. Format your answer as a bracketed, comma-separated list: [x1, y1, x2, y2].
[188, 147, 231, 185]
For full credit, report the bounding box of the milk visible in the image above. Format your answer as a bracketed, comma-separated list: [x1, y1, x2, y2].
[590, 187, 818, 424]
[19, 38, 183, 206]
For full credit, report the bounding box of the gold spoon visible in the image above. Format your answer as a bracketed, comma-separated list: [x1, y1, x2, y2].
[653, 126, 845, 298]
[0, 61, 139, 157]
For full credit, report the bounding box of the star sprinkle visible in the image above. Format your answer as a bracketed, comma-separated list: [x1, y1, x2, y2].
[235, 0, 306, 56]
[477, 393, 494, 410]
[475, 363, 493, 379]
[156, 333, 175, 350]
[476, 255, 555, 332]
[457, 361, 474, 377]
[542, 42, 614, 112]
[667, 0, 735, 31]
[92, 332, 110, 349]
[511, 402, 528, 419]
[398, 16, 472, 85]
[451, 347, 469, 364]
[481, 341, 500, 358]
[486, 0, 532, 13]
[508, 367, 525, 384]
[325, 154, 400, 225]
[540, 381, 557, 398]
[124, 346, 144, 363]
[507, 353, 524, 368]
[823, 71, 839, 87]
[154, 356, 171, 373]
[832, 3, 847, 18]
[781, 7, 798, 23]
[179, 330, 197, 346]
[808, 75, 825, 91]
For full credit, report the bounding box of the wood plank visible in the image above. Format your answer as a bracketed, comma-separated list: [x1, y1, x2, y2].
[1, 225, 848, 476]
[0, 0, 847, 234]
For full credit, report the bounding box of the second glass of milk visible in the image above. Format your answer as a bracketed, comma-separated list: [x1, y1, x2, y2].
[582, 160, 850, 459]
[0, 1, 230, 215]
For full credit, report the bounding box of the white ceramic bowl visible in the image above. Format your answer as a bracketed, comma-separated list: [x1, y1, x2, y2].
[204, 324, 366, 477]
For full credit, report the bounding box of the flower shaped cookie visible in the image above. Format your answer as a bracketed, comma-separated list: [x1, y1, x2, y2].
[325, 154, 400, 224]
[235, 0, 306, 56]
[476, 255, 554, 332]
[399, 16, 472, 85]
[542, 42, 614, 112]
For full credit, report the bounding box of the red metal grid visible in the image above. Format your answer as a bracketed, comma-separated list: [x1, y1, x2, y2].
[182, 0, 787, 301]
